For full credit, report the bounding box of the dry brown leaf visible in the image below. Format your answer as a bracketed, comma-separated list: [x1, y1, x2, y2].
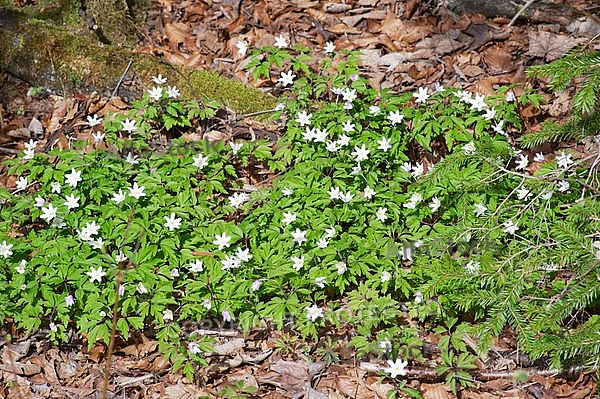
[421, 383, 451, 399]
[527, 30, 584, 61]
[164, 22, 190, 49]
[482, 45, 513, 73]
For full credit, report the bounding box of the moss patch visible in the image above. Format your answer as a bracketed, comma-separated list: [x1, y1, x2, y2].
[0, 11, 277, 114]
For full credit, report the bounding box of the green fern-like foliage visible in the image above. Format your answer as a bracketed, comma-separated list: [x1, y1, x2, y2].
[521, 50, 600, 148]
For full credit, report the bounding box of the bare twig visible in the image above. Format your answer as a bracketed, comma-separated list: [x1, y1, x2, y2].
[112, 58, 134, 98]
[508, 0, 537, 27]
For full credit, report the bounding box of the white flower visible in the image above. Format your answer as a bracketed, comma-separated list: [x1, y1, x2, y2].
[116, 251, 127, 262]
[465, 260, 480, 273]
[341, 88, 357, 103]
[325, 226, 336, 239]
[379, 339, 392, 352]
[351, 144, 370, 162]
[236, 247, 252, 262]
[314, 277, 327, 288]
[65, 294, 74, 307]
[324, 41, 335, 53]
[337, 134, 350, 147]
[376, 207, 388, 222]
[515, 154, 529, 170]
[556, 151, 574, 169]
[63, 194, 80, 210]
[302, 127, 316, 141]
[228, 192, 250, 209]
[99, 311, 107, 317]
[128, 182, 146, 199]
[295, 110, 312, 127]
[34, 195, 45, 208]
[90, 237, 104, 250]
[557, 180, 570, 192]
[282, 212, 297, 225]
[202, 299, 212, 310]
[313, 128, 328, 143]
[462, 141, 476, 155]
[316, 238, 329, 249]
[469, 93, 487, 111]
[383, 358, 408, 378]
[473, 203, 487, 217]
[16, 259, 26, 274]
[274, 34, 288, 48]
[291, 228, 307, 245]
[213, 233, 232, 250]
[164, 212, 182, 231]
[387, 110, 404, 125]
[413, 87, 429, 103]
[541, 190, 554, 200]
[336, 261, 347, 275]
[363, 186, 376, 200]
[188, 342, 201, 355]
[251, 280, 262, 291]
[121, 118, 137, 133]
[331, 87, 344, 96]
[503, 219, 519, 234]
[86, 114, 103, 127]
[516, 187, 532, 200]
[435, 82, 445, 92]
[483, 107, 496, 120]
[188, 259, 204, 272]
[152, 74, 167, 85]
[381, 271, 392, 283]
[343, 101, 353, 110]
[505, 91, 516, 102]
[124, 152, 138, 164]
[24, 139, 37, 151]
[326, 141, 339, 152]
[167, 86, 180, 99]
[16, 176, 28, 191]
[328, 186, 343, 200]
[411, 162, 424, 178]
[414, 291, 423, 304]
[369, 105, 381, 116]
[340, 191, 354, 203]
[306, 304, 323, 322]
[147, 86, 163, 101]
[51, 182, 61, 194]
[23, 148, 35, 160]
[87, 266, 106, 283]
[170, 268, 180, 278]
[534, 152, 545, 162]
[403, 192, 423, 209]
[78, 229, 93, 242]
[275, 103, 285, 111]
[492, 120, 506, 136]
[112, 189, 126, 204]
[92, 132, 105, 142]
[163, 309, 174, 322]
[278, 70, 296, 87]
[0, 241, 13, 258]
[429, 197, 441, 212]
[377, 137, 392, 152]
[193, 153, 209, 169]
[401, 162, 413, 173]
[49, 322, 58, 333]
[65, 168, 82, 188]
[222, 255, 242, 271]
[341, 120, 355, 133]
[236, 39, 249, 56]
[41, 203, 57, 222]
[291, 255, 304, 271]
[351, 164, 361, 175]
[136, 282, 148, 294]
[229, 141, 243, 155]
[282, 187, 293, 196]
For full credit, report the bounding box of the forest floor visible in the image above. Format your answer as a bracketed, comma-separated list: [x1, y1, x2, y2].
[1, 0, 600, 398]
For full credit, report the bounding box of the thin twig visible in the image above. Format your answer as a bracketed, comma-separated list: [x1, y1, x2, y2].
[112, 58, 134, 98]
[508, 0, 537, 27]
[235, 107, 281, 121]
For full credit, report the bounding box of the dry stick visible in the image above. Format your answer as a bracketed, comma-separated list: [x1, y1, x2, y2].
[102, 209, 138, 399]
[508, 0, 537, 27]
[112, 58, 134, 98]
